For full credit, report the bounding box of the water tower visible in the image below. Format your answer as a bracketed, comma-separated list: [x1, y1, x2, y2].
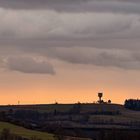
[98, 92, 103, 103]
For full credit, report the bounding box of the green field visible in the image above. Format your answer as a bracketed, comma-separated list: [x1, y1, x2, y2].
[0, 121, 54, 140]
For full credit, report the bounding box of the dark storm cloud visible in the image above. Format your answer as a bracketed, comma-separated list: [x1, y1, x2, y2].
[0, 10, 137, 41]
[0, 9, 140, 71]
[5, 56, 55, 74]
[0, 0, 140, 14]
[0, 1, 140, 72]
[42, 47, 140, 70]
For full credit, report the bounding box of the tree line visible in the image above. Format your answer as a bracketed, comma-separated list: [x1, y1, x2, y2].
[124, 99, 140, 111]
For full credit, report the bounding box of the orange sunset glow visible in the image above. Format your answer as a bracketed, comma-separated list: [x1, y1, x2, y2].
[0, 1, 140, 106]
[0, 62, 139, 105]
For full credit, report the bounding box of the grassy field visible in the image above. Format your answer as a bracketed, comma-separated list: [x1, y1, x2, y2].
[0, 121, 54, 140]
[0, 103, 140, 126]
[0, 103, 125, 113]
[0, 104, 74, 113]
[0, 122, 92, 140]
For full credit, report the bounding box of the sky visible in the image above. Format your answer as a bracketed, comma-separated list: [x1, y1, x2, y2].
[0, 0, 140, 105]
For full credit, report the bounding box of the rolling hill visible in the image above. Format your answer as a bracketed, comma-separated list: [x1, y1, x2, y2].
[0, 121, 54, 140]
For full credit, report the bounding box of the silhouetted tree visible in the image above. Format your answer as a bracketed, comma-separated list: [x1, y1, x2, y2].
[124, 99, 140, 111]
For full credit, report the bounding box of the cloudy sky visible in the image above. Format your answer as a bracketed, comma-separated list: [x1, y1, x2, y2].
[0, 0, 140, 104]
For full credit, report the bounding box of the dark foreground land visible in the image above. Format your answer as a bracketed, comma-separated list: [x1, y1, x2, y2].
[0, 103, 140, 140]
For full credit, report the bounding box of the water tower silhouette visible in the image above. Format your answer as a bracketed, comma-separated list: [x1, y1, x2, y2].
[98, 92, 103, 103]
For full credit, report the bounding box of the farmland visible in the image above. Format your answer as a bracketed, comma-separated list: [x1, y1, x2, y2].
[0, 121, 54, 140]
[0, 103, 140, 140]
[0, 103, 140, 126]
